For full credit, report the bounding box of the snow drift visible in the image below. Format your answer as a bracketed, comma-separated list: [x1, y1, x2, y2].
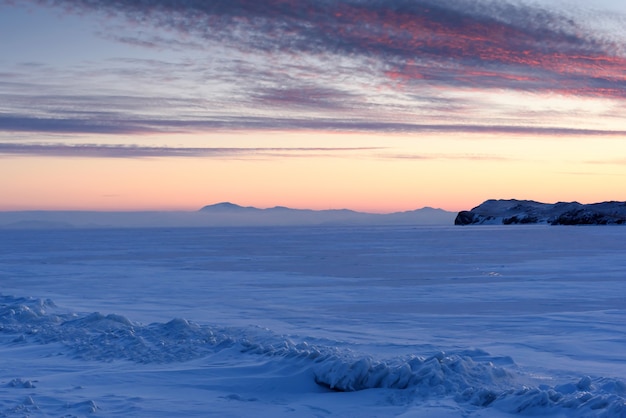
[2, 294, 624, 417]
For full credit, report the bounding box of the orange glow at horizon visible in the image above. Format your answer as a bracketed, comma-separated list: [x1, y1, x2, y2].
[2, 131, 626, 214]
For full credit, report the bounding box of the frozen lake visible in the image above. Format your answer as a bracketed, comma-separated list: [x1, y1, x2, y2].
[1, 225, 625, 416]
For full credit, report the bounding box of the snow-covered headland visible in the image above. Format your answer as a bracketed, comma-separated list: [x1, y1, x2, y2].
[455, 199, 626, 225]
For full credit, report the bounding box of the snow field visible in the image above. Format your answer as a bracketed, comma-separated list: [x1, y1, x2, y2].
[0, 225, 625, 416]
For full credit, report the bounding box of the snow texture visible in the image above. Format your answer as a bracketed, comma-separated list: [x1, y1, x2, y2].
[0, 226, 625, 417]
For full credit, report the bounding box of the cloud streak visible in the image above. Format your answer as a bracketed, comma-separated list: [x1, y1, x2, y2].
[4, 114, 626, 136]
[0, 142, 382, 158]
[3, 0, 626, 140]
[34, 0, 626, 98]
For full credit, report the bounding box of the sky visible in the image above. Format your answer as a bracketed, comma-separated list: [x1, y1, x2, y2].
[1, 0, 626, 213]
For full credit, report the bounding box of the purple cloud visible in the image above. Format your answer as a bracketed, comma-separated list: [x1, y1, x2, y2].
[3, 0, 626, 139]
[3, 114, 626, 137]
[31, 0, 626, 98]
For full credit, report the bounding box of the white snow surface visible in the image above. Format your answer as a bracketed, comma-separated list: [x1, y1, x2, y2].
[0, 225, 625, 417]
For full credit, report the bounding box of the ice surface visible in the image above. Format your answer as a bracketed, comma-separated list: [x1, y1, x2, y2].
[0, 226, 625, 416]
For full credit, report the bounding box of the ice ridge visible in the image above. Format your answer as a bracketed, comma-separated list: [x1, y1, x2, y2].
[1, 294, 624, 417]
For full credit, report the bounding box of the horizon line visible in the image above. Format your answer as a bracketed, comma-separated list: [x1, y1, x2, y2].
[0, 201, 457, 215]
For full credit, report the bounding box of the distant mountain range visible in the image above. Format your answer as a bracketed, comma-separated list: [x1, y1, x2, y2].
[0, 203, 456, 229]
[6, 200, 625, 229]
[455, 199, 626, 225]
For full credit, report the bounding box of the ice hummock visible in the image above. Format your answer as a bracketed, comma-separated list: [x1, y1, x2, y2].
[1, 294, 624, 417]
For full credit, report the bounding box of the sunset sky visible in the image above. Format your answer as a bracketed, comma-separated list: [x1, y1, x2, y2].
[2, 0, 626, 213]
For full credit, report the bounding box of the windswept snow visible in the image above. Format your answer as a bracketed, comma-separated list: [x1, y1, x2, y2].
[0, 226, 625, 417]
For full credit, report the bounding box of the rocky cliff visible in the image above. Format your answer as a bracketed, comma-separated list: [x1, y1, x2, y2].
[455, 199, 626, 225]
